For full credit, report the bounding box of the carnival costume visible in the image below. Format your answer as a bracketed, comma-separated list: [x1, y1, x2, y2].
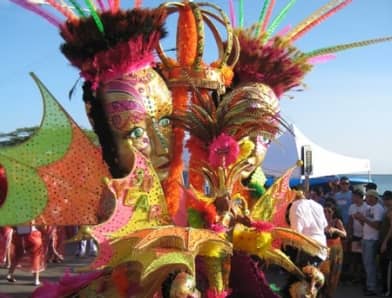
[1, 0, 391, 297]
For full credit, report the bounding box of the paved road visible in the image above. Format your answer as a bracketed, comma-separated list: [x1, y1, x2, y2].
[0, 243, 91, 298]
[0, 245, 372, 297]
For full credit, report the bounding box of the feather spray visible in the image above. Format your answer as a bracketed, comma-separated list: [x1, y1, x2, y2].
[290, 0, 352, 42]
[45, 0, 77, 21]
[68, 0, 87, 17]
[84, 0, 105, 34]
[255, 0, 272, 36]
[228, 0, 236, 27]
[285, 0, 346, 40]
[305, 36, 392, 57]
[266, 0, 297, 39]
[10, 0, 61, 27]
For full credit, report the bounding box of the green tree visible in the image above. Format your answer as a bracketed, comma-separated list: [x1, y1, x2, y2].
[0, 126, 98, 146]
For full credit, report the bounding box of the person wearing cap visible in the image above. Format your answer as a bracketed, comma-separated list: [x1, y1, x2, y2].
[334, 176, 352, 227]
[354, 189, 385, 296]
[379, 190, 392, 297]
[365, 182, 378, 192]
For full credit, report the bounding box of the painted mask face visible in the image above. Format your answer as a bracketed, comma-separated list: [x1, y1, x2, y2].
[241, 83, 280, 178]
[100, 68, 172, 180]
[170, 272, 200, 298]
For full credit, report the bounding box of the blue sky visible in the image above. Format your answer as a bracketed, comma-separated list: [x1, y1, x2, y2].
[0, 0, 391, 173]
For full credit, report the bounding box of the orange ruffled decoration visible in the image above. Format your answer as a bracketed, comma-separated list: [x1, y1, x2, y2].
[188, 90, 209, 192]
[163, 121, 184, 218]
[164, 4, 199, 217]
[178, 4, 198, 66]
[187, 137, 208, 192]
[211, 63, 234, 87]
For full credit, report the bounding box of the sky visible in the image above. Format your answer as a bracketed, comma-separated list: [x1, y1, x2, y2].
[0, 0, 391, 174]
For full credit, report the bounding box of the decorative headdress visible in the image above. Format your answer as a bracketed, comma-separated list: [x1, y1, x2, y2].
[173, 84, 285, 204]
[154, 1, 241, 211]
[157, 1, 240, 94]
[11, 0, 167, 89]
[229, 0, 392, 97]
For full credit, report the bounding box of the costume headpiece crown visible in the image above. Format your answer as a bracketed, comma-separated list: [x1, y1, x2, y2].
[229, 0, 392, 97]
[157, 1, 240, 94]
[11, 1, 167, 89]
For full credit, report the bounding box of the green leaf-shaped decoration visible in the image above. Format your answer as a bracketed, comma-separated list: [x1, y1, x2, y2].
[0, 73, 72, 225]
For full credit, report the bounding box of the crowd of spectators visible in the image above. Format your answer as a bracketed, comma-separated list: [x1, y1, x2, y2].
[305, 177, 392, 297]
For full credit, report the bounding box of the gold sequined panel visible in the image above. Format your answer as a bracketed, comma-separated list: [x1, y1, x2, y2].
[37, 122, 110, 225]
[107, 150, 171, 238]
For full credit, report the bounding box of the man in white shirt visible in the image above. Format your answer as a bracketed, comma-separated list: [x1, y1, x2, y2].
[289, 191, 328, 265]
[347, 188, 366, 282]
[348, 188, 367, 242]
[354, 189, 385, 296]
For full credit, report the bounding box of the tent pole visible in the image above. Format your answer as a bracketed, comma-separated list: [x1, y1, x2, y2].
[304, 174, 310, 196]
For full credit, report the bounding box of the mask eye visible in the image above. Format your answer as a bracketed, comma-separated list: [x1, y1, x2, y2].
[127, 127, 144, 139]
[158, 117, 171, 127]
[261, 136, 271, 145]
[256, 135, 271, 147]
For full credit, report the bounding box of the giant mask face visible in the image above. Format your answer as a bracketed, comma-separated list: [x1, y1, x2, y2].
[100, 68, 173, 180]
[240, 83, 280, 178]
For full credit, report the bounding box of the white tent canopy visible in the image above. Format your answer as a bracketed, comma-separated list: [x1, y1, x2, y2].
[262, 125, 371, 178]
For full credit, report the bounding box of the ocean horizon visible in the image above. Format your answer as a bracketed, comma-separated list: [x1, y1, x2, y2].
[370, 174, 392, 193]
[350, 174, 392, 193]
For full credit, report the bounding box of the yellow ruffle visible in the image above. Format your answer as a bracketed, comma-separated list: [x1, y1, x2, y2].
[232, 224, 272, 256]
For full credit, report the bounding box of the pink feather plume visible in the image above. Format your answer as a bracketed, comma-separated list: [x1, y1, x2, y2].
[276, 24, 292, 37]
[10, 0, 61, 27]
[45, 0, 77, 21]
[229, 0, 236, 28]
[107, 0, 114, 12]
[95, 0, 106, 11]
[307, 54, 336, 64]
[261, 0, 276, 32]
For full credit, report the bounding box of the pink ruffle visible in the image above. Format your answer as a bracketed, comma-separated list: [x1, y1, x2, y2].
[251, 221, 275, 232]
[206, 288, 231, 298]
[210, 223, 228, 233]
[208, 133, 239, 168]
[69, 33, 160, 89]
[32, 268, 104, 298]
